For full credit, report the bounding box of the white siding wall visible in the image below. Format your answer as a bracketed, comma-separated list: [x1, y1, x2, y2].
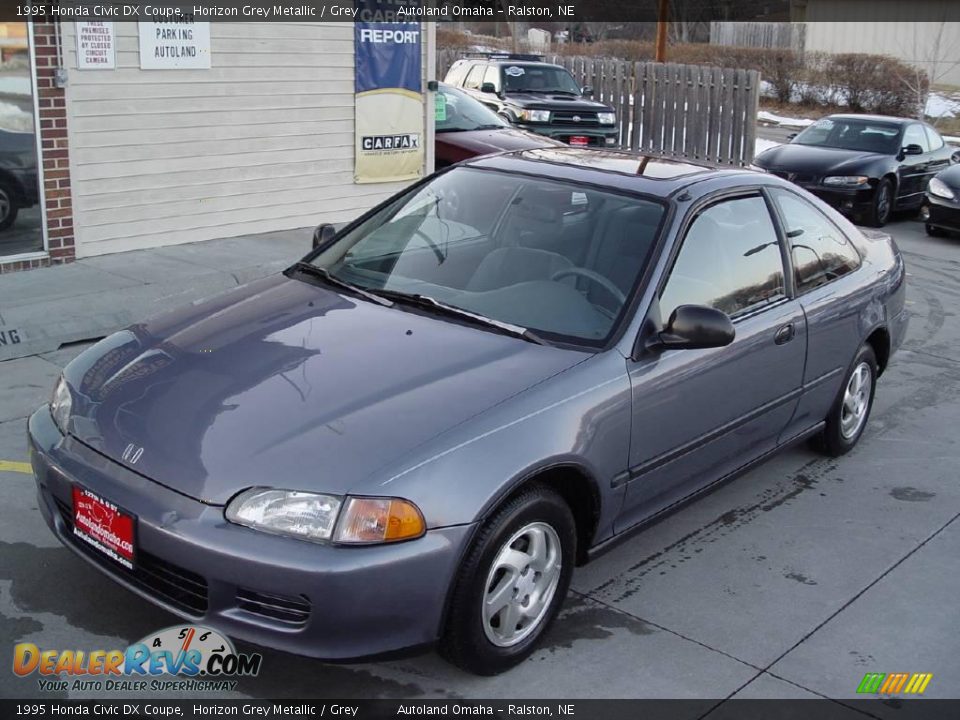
[805, 1, 960, 87]
[63, 22, 432, 257]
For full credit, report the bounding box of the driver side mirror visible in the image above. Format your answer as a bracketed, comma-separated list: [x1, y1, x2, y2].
[312, 223, 337, 250]
[901, 143, 924, 156]
[647, 305, 735, 351]
[581, 85, 593, 97]
[480, 82, 497, 94]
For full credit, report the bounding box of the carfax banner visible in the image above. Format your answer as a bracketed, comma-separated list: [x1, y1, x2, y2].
[354, 9, 423, 183]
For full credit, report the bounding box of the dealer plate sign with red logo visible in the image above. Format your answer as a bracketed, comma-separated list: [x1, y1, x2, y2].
[72, 486, 135, 570]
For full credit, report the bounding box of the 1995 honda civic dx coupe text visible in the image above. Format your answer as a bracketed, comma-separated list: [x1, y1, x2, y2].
[29, 148, 907, 675]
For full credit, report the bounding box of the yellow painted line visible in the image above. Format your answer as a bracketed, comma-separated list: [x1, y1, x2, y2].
[0, 460, 32, 474]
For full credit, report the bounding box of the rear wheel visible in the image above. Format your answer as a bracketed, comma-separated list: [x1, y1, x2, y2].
[0, 180, 19, 231]
[864, 178, 893, 227]
[816, 344, 878, 457]
[440, 484, 575, 675]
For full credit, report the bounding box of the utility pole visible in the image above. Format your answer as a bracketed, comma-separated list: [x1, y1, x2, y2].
[655, 0, 669, 62]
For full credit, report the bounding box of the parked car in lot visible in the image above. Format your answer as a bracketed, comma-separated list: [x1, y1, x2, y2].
[754, 114, 954, 227]
[920, 163, 960, 236]
[444, 53, 618, 147]
[30, 148, 907, 675]
[435, 83, 563, 168]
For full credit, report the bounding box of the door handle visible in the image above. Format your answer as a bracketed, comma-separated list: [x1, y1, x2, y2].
[775, 323, 795, 345]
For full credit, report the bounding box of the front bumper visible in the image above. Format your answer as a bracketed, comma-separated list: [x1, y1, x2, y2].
[799, 184, 875, 217]
[28, 407, 475, 661]
[922, 193, 960, 232]
[519, 123, 618, 146]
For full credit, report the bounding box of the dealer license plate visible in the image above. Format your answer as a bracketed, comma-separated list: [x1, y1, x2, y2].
[569, 136, 590, 146]
[72, 485, 136, 570]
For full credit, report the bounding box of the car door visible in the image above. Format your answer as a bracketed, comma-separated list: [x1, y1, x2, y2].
[616, 192, 807, 531]
[897, 123, 932, 206]
[767, 188, 867, 439]
[461, 63, 487, 103]
[924, 125, 953, 183]
[478, 65, 503, 113]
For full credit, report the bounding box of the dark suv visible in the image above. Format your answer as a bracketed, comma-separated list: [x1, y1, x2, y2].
[444, 54, 618, 148]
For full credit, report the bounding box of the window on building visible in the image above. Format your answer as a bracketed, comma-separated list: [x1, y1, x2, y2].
[0, 21, 42, 258]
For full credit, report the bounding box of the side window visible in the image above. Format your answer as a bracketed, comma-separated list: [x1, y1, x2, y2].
[770, 189, 861, 293]
[482, 65, 501, 91]
[660, 196, 785, 321]
[463, 64, 485, 90]
[924, 125, 945, 151]
[444, 62, 467, 87]
[903, 124, 930, 152]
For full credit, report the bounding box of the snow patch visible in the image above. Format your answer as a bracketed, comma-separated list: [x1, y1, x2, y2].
[758, 110, 814, 128]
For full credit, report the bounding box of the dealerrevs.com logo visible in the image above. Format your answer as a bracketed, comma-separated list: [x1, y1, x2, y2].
[13, 625, 262, 693]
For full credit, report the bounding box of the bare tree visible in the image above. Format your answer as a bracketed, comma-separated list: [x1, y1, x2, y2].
[896, 20, 960, 123]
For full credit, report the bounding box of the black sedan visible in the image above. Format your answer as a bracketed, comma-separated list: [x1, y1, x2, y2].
[754, 114, 955, 227]
[921, 163, 960, 236]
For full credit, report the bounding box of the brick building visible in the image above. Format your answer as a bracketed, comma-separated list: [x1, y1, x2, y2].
[0, 20, 435, 273]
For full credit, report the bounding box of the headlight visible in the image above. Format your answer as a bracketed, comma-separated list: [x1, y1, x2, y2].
[50, 376, 71, 434]
[334, 497, 426, 544]
[597, 112, 616, 125]
[225, 489, 426, 545]
[519, 109, 550, 123]
[823, 176, 869, 187]
[928, 177, 956, 200]
[226, 489, 342, 542]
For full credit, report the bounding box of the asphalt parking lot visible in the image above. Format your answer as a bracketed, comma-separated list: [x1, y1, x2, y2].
[1, 216, 957, 712]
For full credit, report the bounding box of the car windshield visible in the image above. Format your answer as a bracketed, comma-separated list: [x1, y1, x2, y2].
[502, 65, 582, 94]
[436, 86, 508, 133]
[792, 117, 901, 154]
[308, 167, 665, 346]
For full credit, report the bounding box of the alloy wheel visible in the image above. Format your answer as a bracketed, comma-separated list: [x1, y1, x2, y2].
[482, 521, 562, 647]
[840, 361, 872, 439]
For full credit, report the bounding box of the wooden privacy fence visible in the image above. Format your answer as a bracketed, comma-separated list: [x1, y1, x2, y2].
[436, 50, 761, 166]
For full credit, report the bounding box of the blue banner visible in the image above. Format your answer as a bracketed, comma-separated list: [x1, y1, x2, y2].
[354, 13, 423, 183]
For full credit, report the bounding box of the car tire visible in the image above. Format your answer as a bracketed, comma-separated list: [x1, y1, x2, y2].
[440, 484, 575, 676]
[0, 180, 19, 231]
[925, 223, 944, 237]
[816, 344, 878, 457]
[864, 178, 893, 228]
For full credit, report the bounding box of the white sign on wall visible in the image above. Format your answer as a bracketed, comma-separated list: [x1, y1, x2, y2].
[76, 21, 115, 70]
[138, 20, 211, 69]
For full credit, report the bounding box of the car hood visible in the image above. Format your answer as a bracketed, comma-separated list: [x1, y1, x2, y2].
[438, 127, 562, 155]
[63, 274, 584, 505]
[508, 93, 613, 112]
[933, 162, 960, 189]
[754, 143, 889, 175]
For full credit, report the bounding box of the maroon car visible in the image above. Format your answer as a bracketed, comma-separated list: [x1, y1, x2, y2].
[435, 83, 562, 168]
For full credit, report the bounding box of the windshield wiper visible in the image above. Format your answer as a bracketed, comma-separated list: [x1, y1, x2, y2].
[290, 262, 393, 307]
[372, 289, 547, 345]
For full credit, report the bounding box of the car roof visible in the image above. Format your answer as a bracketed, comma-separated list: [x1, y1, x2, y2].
[824, 114, 915, 125]
[460, 147, 757, 197]
[452, 57, 563, 70]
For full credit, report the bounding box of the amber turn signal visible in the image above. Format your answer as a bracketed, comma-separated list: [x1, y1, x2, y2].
[334, 497, 426, 544]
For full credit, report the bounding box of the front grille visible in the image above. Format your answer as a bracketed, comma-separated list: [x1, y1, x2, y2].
[54, 496, 209, 616]
[551, 111, 599, 126]
[771, 170, 819, 185]
[236, 588, 311, 625]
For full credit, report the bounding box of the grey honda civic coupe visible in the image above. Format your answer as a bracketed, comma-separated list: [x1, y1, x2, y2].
[29, 148, 907, 675]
